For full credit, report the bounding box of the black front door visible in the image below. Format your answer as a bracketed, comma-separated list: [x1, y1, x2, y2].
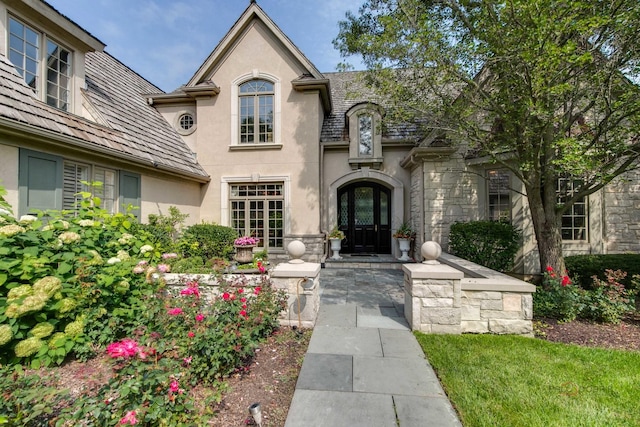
[338, 183, 391, 254]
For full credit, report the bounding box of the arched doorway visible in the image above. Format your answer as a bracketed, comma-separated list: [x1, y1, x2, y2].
[338, 182, 392, 254]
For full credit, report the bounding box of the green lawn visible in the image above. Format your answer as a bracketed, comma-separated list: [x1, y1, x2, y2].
[415, 333, 640, 427]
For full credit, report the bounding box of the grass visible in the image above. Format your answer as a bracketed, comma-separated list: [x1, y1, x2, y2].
[415, 333, 640, 427]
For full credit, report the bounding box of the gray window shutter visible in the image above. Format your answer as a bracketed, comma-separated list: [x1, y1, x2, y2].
[18, 149, 63, 216]
[119, 171, 141, 221]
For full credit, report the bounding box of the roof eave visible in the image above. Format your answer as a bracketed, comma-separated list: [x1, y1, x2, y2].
[0, 116, 210, 183]
[292, 78, 332, 114]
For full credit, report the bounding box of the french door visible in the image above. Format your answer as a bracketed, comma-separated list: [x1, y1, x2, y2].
[338, 183, 391, 254]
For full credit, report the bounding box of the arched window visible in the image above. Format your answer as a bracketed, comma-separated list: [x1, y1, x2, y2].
[239, 79, 274, 143]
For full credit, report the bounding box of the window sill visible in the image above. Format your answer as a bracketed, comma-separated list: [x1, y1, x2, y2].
[229, 143, 283, 151]
[349, 157, 384, 170]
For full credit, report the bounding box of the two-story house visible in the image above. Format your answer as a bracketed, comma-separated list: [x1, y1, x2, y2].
[1, 0, 640, 272]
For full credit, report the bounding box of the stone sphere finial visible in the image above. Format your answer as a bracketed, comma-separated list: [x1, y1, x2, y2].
[287, 240, 306, 264]
[421, 241, 442, 265]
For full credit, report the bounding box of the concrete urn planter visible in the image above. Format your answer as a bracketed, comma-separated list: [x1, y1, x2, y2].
[329, 238, 343, 260]
[397, 238, 411, 261]
[234, 245, 255, 264]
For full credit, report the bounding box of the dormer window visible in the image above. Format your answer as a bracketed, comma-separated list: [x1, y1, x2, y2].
[347, 104, 383, 169]
[8, 16, 72, 111]
[358, 114, 373, 156]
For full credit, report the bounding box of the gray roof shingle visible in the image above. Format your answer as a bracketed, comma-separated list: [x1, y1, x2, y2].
[0, 51, 209, 181]
[321, 71, 424, 143]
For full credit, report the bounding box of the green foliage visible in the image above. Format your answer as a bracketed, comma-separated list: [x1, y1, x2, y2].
[580, 270, 636, 324]
[534, 268, 635, 323]
[136, 206, 189, 254]
[0, 190, 160, 366]
[56, 274, 286, 425]
[416, 333, 640, 426]
[565, 254, 640, 291]
[0, 365, 70, 425]
[180, 223, 237, 261]
[448, 221, 521, 272]
[533, 267, 583, 322]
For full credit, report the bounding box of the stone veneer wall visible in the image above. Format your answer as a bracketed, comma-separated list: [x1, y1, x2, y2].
[421, 156, 479, 251]
[604, 169, 640, 253]
[403, 253, 535, 336]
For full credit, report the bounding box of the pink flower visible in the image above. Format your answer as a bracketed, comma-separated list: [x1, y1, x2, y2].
[168, 307, 183, 316]
[169, 379, 179, 393]
[561, 275, 571, 287]
[119, 410, 138, 425]
[157, 263, 171, 273]
[257, 261, 265, 273]
[183, 356, 192, 366]
[188, 331, 195, 338]
[239, 310, 247, 318]
[546, 266, 554, 272]
[132, 266, 145, 274]
[242, 304, 247, 309]
[162, 253, 178, 259]
[107, 339, 140, 359]
[240, 297, 247, 303]
[180, 282, 200, 298]
[195, 313, 205, 322]
[222, 292, 231, 301]
[237, 288, 244, 294]
[254, 286, 261, 295]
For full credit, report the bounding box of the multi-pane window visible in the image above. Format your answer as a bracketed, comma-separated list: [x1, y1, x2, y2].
[558, 178, 587, 241]
[8, 17, 72, 111]
[230, 183, 284, 248]
[63, 162, 118, 213]
[239, 80, 274, 143]
[358, 115, 373, 156]
[45, 40, 71, 110]
[487, 170, 511, 221]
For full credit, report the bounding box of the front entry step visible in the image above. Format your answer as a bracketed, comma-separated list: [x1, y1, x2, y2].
[323, 254, 415, 270]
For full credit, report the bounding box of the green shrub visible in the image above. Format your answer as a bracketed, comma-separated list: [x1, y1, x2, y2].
[448, 221, 521, 272]
[180, 223, 237, 261]
[533, 266, 584, 322]
[580, 270, 636, 324]
[0, 189, 160, 367]
[135, 206, 189, 254]
[565, 254, 640, 291]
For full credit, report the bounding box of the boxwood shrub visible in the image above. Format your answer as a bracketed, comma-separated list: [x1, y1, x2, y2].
[180, 223, 237, 261]
[448, 220, 521, 272]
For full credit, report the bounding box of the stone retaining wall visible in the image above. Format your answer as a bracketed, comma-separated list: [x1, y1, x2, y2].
[403, 252, 535, 336]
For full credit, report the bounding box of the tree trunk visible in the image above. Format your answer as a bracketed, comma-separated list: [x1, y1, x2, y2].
[525, 182, 567, 275]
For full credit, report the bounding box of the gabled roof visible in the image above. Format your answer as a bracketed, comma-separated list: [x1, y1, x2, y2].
[187, 2, 325, 87]
[0, 52, 209, 182]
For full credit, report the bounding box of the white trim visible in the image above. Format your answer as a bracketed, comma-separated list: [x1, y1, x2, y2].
[221, 174, 291, 236]
[230, 72, 281, 146]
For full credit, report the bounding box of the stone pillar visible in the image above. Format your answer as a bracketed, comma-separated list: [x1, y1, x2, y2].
[403, 241, 464, 334]
[270, 241, 321, 328]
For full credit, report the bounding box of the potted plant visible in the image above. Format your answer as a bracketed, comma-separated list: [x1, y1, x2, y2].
[234, 235, 259, 264]
[393, 222, 413, 261]
[327, 225, 345, 260]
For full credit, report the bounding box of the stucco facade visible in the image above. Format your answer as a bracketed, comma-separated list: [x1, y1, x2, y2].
[1, 0, 638, 272]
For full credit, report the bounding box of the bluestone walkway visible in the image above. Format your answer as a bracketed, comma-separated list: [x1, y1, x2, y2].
[285, 268, 463, 427]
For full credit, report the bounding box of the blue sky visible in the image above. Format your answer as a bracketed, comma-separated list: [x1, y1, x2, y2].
[46, 0, 364, 92]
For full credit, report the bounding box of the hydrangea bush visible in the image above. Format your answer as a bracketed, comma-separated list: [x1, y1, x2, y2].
[0, 188, 161, 367]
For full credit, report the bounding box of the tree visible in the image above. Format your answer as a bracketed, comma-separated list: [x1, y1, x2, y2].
[335, 0, 640, 273]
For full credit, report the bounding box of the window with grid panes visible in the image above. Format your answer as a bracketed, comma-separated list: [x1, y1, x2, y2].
[487, 170, 511, 222]
[230, 183, 284, 248]
[8, 16, 72, 111]
[557, 177, 587, 240]
[63, 162, 118, 213]
[239, 80, 274, 143]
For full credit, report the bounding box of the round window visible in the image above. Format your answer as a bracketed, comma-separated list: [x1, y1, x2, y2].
[179, 113, 194, 131]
